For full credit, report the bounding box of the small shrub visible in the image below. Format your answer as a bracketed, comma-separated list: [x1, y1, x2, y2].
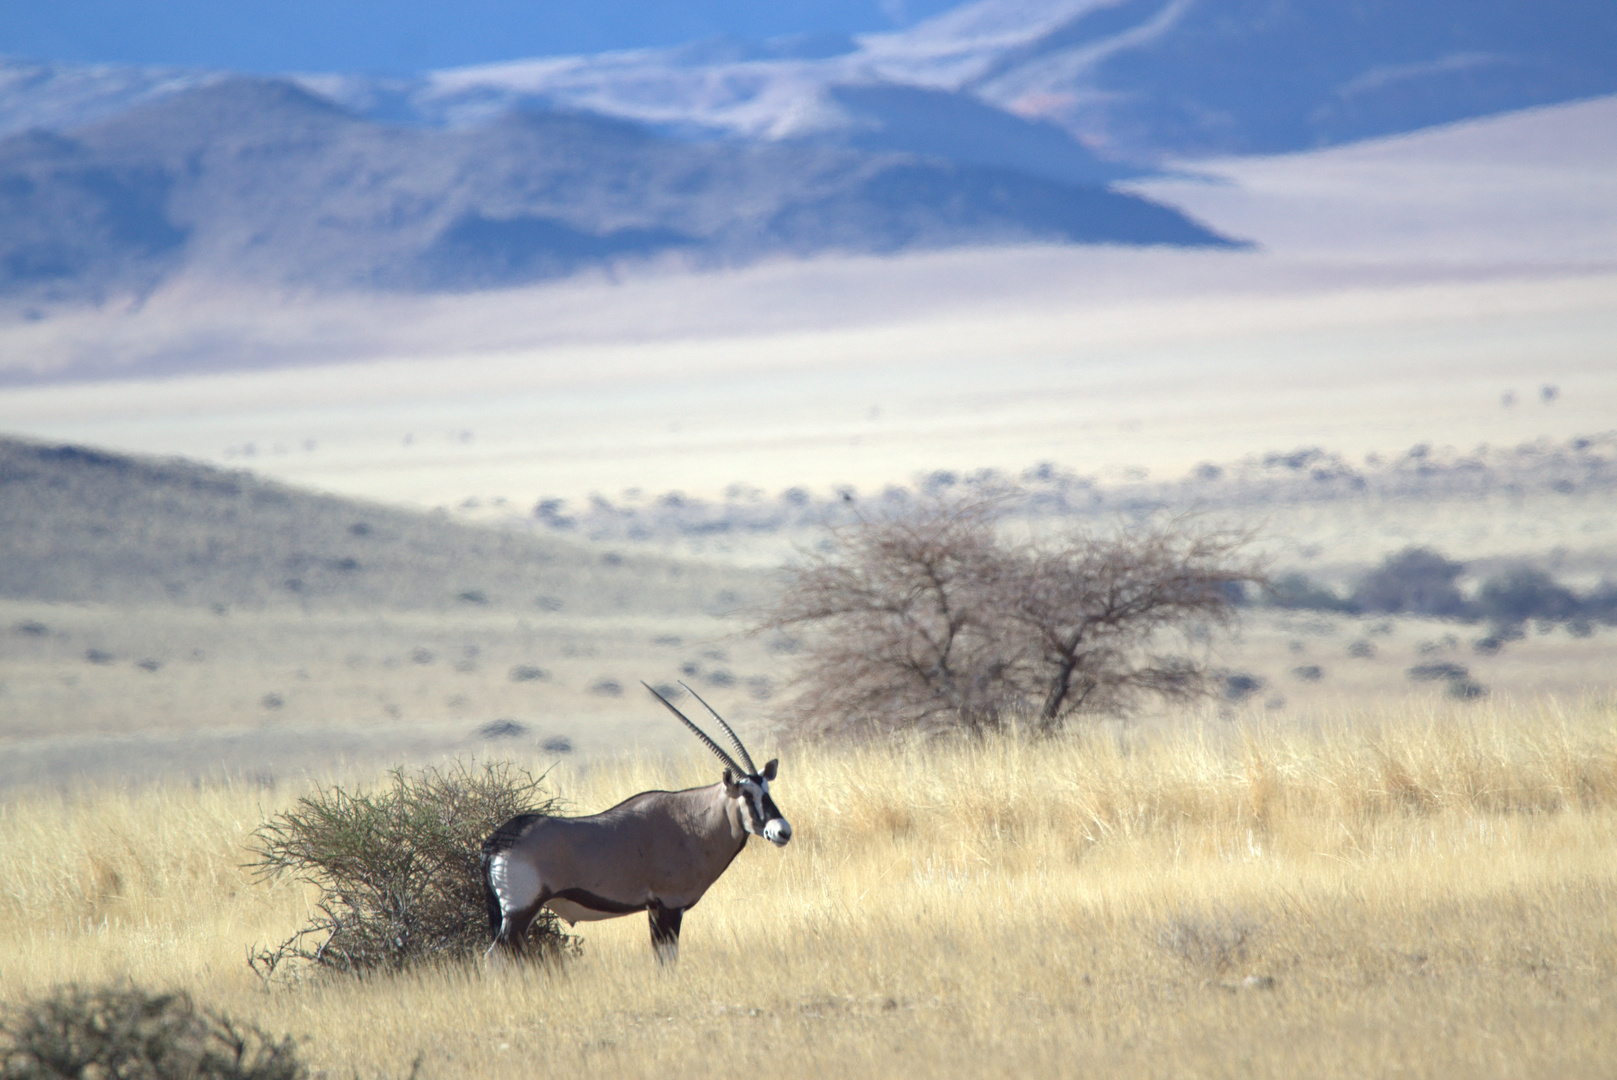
[1407, 662, 1468, 683]
[1156, 911, 1260, 978]
[1351, 547, 1468, 617]
[1223, 673, 1265, 702]
[0, 983, 303, 1080]
[1475, 566, 1580, 623]
[1582, 581, 1617, 624]
[1268, 572, 1355, 613]
[248, 761, 574, 978]
[509, 664, 549, 682]
[1290, 665, 1324, 682]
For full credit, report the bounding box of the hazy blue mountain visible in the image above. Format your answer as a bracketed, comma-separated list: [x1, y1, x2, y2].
[957, 0, 1617, 157]
[2, 0, 1608, 305]
[301, 0, 1617, 162]
[0, 128, 187, 299]
[0, 77, 1233, 303]
[809, 84, 1142, 185]
[7, 0, 1612, 166]
[0, 58, 226, 138]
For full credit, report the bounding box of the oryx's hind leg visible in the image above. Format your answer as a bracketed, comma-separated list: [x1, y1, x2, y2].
[484, 846, 548, 961]
[492, 896, 550, 959]
[648, 901, 683, 965]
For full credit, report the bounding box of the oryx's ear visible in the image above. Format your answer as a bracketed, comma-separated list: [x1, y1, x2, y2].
[762, 759, 778, 781]
[723, 767, 741, 795]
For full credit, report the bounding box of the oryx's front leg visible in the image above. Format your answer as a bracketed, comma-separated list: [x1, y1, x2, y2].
[648, 900, 683, 965]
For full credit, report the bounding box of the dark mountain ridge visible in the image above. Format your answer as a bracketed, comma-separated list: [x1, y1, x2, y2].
[0, 77, 1233, 304]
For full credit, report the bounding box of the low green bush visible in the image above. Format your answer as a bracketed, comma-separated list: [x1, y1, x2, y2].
[248, 760, 575, 978]
[0, 983, 302, 1080]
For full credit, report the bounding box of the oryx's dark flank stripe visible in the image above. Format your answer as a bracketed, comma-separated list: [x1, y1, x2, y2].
[481, 685, 792, 963]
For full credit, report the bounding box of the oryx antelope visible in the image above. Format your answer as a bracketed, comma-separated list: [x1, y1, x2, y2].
[481, 683, 791, 962]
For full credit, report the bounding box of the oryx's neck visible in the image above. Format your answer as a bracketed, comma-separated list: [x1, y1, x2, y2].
[680, 781, 748, 850]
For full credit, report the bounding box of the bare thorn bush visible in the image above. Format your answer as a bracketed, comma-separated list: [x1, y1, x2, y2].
[759, 494, 1265, 737]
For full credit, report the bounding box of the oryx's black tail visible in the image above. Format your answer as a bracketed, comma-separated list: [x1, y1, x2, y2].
[480, 813, 546, 937]
[480, 851, 502, 937]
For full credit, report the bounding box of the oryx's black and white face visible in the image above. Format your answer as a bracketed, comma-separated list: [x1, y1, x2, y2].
[725, 759, 791, 847]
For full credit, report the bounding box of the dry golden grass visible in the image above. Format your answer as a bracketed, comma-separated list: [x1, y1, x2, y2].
[4, 696, 1617, 1078]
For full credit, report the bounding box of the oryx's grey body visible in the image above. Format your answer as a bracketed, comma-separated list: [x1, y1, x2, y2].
[481, 684, 790, 961]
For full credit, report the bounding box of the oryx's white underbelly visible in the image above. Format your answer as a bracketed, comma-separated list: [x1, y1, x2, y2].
[546, 898, 634, 924]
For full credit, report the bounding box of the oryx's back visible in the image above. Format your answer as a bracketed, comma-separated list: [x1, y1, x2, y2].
[482, 785, 746, 928]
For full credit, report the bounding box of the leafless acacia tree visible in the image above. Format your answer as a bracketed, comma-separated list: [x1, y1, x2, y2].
[760, 494, 1265, 737]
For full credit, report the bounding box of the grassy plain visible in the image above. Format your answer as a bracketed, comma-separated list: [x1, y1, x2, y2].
[4, 697, 1616, 1079]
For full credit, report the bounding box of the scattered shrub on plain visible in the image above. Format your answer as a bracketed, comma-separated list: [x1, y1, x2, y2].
[1475, 565, 1581, 624]
[1155, 910, 1262, 979]
[1351, 546, 1468, 617]
[248, 760, 574, 979]
[1267, 571, 1356, 613]
[1223, 673, 1265, 702]
[0, 983, 303, 1080]
[1407, 662, 1469, 683]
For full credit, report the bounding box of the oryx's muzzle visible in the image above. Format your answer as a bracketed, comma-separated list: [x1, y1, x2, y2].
[763, 816, 792, 847]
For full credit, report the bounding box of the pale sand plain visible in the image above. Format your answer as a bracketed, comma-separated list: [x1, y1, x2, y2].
[0, 97, 1613, 515]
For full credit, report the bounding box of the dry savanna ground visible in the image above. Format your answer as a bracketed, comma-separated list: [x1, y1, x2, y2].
[4, 696, 1616, 1079]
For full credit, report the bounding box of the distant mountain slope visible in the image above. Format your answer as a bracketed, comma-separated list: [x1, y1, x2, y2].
[0, 434, 742, 614]
[331, 0, 1617, 161]
[0, 77, 1232, 302]
[956, 0, 1617, 157]
[6, 1, 1611, 173]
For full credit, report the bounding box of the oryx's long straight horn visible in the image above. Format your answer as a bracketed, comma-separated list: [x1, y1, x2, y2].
[642, 681, 742, 774]
[482, 681, 793, 966]
[679, 681, 757, 776]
